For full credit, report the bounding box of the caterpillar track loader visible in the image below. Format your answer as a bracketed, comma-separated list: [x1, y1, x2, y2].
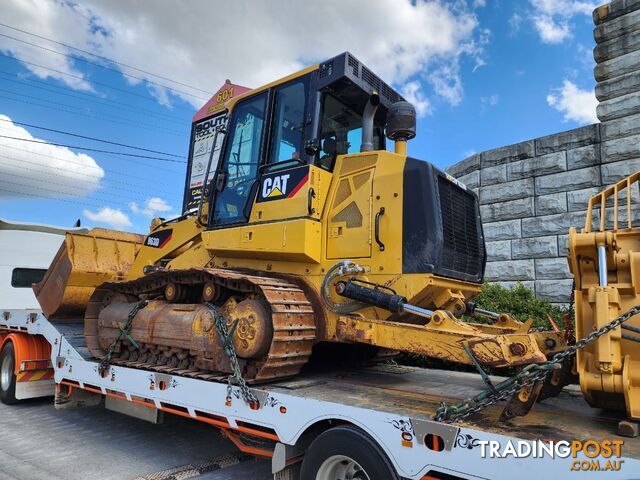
[34, 52, 566, 385]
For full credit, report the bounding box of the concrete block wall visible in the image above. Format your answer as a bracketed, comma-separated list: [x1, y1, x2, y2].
[445, 0, 640, 305]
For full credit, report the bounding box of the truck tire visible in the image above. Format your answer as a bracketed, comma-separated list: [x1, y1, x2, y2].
[300, 425, 400, 480]
[0, 342, 18, 405]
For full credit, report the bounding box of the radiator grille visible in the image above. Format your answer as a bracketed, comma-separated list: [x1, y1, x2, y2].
[437, 177, 483, 278]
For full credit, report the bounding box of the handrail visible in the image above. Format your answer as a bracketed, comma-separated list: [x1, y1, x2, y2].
[584, 171, 640, 232]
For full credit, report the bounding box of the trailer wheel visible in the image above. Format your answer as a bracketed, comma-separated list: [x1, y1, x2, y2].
[0, 342, 18, 405]
[300, 425, 399, 480]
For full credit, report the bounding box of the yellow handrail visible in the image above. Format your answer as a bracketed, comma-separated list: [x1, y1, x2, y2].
[584, 171, 640, 232]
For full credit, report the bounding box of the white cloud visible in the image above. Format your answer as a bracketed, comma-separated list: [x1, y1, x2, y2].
[534, 16, 572, 43]
[428, 62, 464, 106]
[0, 114, 104, 199]
[130, 197, 173, 218]
[1, 0, 485, 111]
[83, 207, 132, 229]
[529, 0, 599, 44]
[509, 13, 523, 35]
[576, 43, 596, 71]
[400, 81, 430, 116]
[481, 94, 499, 106]
[0, 1, 93, 90]
[547, 80, 598, 124]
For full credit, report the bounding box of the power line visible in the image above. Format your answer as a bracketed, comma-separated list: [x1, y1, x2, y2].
[1, 176, 181, 212]
[0, 31, 210, 101]
[0, 138, 184, 176]
[0, 135, 186, 162]
[1, 169, 155, 204]
[0, 71, 189, 124]
[0, 185, 110, 210]
[0, 52, 197, 110]
[0, 86, 185, 133]
[0, 153, 177, 196]
[0, 22, 213, 95]
[0, 89, 186, 137]
[0, 179, 131, 210]
[0, 117, 185, 158]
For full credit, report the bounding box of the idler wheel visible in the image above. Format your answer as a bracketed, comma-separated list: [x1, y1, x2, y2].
[226, 299, 273, 359]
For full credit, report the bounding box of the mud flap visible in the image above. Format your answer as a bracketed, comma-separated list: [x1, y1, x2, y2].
[54, 385, 101, 410]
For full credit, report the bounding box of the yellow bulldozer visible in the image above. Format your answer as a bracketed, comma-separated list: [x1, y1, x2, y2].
[31, 52, 640, 428]
[34, 52, 563, 380]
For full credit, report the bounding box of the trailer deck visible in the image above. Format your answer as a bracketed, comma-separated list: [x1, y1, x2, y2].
[2, 308, 639, 479]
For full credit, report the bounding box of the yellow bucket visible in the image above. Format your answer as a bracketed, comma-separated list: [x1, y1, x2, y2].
[33, 229, 144, 321]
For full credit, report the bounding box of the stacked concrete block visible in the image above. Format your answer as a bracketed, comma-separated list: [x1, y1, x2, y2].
[445, 0, 640, 305]
[595, 0, 640, 184]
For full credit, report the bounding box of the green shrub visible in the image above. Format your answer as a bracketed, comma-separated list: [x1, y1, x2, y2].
[466, 282, 567, 330]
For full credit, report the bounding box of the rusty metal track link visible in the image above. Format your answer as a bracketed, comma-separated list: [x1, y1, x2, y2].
[85, 268, 316, 383]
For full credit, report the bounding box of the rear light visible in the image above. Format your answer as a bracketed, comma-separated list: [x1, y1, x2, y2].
[20, 359, 51, 371]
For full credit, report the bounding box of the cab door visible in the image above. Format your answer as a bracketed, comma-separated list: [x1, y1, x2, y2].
[210, 92, 268, 226]
[210, 76, 312, 227]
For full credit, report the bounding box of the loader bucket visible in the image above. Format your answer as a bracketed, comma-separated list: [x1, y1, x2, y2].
[33, 229, 144, 321]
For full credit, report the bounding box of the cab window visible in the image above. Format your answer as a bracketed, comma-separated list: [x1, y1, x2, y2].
[317, 93, 383, 171]
[269, 79, 308, 164]
[211, 92, 267, 225]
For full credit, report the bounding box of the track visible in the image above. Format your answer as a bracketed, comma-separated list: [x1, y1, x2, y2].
[85, 268, 317, 383]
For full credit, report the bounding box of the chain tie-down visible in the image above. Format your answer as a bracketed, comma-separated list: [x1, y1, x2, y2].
[434, 304, 640, 423]
[205, 303, 259, 408]
[99, 299, 148, 375]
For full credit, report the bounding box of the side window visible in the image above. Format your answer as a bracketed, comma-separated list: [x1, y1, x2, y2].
[269, 80, 308, 164]
[346, 128, 362, 154]
[212, 93, 267, 225]
[318, 94, 382, 171]
[11, 268, 47, 288]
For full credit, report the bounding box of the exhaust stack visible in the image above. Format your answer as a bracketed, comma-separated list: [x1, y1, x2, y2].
[360, 93, 380, 152]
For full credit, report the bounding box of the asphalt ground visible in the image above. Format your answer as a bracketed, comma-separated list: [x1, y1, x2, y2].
[0, 397, 272, 480]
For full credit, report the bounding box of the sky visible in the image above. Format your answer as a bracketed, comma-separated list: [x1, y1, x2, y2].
[0, 0, 601, 233]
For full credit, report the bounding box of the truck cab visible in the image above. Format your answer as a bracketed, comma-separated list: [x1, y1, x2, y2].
[0, 219, 85, 309]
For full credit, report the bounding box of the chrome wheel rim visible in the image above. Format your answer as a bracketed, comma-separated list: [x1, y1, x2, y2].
[1, 352, 13, 391]
[316, 455, 370, 480]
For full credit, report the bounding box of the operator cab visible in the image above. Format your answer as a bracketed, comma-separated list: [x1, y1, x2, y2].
[191, 52, 485, 285]
[206, 52, 401, 227]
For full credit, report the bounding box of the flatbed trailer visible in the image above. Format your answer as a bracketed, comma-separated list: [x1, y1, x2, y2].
[1, 308, 638, 480]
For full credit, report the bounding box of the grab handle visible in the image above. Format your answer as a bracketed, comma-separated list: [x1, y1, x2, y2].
[375, 207, 385, 252]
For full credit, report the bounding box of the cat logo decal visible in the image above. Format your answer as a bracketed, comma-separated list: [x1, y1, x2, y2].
[257, 166, 309, 203]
